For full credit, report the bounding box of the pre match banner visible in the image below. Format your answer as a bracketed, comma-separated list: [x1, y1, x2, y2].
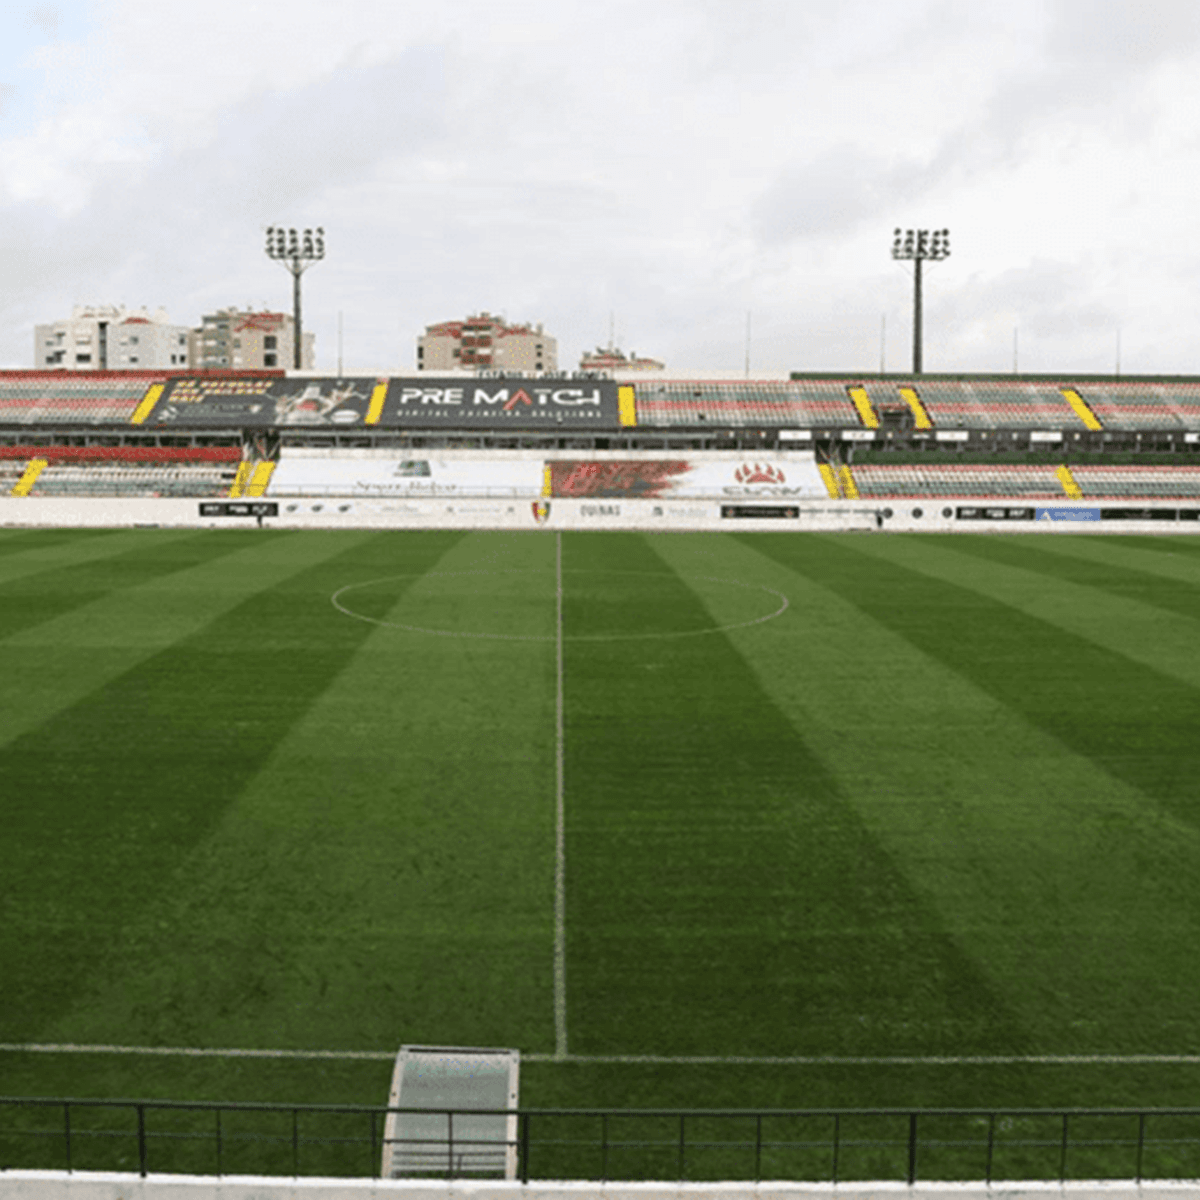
[137, 378, 384, 427]
[547, 457, 828, 499]
[381, 378, 619, 428]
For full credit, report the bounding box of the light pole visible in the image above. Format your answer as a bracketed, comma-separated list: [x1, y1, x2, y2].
[265, 226, 325, 368]
[891, 227, 949, 374]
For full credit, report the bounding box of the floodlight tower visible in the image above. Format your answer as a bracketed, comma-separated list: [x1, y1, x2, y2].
[265, 226, 325, 368]
[891, 228, 950, 374]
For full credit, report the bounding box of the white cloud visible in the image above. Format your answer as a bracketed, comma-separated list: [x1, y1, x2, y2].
[3, 0, 1200, 374]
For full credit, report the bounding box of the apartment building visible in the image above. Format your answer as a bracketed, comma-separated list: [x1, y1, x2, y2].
[578, 345, 665, 372]
[417, 312, 557, 372]
[192, 308, 315, 370]
[34, 305, 191, 369]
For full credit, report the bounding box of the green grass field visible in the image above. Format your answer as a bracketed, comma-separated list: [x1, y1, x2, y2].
[2, 526, 1200, 1174]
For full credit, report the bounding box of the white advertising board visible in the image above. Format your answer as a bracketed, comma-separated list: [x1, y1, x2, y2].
[270, 456, 543, 497]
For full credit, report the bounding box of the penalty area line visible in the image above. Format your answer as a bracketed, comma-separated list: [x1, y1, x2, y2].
[4, 1044, 1200, 1066]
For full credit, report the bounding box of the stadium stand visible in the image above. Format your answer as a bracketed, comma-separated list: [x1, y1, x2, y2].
[1, 445, 243, 498]
[860, 381, 1087, 429]
[1071, 465, 1200, 499]
[850, 463, 1068, 500]
[27, 462, 238, 498]
[1071, 382, 1200, 431]
[0, 372, 166, 425]
[0, 370, 1198, 506]
[633, 380, 862, 427]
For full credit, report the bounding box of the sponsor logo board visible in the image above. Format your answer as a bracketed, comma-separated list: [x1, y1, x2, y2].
[721, 504, 800, 519]
[1035, 507, 1101, 521]
[1100, 507, 1178, 521]
[956, 507, 1035, 520]
[199, 501, 278, 517]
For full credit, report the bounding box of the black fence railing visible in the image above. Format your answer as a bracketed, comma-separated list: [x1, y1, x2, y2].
[3, 1099, 1200, 1183]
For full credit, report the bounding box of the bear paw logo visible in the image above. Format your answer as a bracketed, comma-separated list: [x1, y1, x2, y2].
[734, 463, 786, 484]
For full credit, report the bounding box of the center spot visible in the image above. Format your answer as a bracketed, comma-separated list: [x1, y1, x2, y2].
[331, 569, 788, 642]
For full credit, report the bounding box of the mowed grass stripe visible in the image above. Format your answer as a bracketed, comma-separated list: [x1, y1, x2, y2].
[44, 532, 559, 1058]
[0, 530, 286, 642]
[0, 528, 121, 557]
[669, 534, 1200, 1056]
[0, 531, 378, 754]
[1101, 533, 1200, 558]
[940, 535, 1200, 625]
[1017, 533, 1200, 588]
[562, 532, 1026, 1060]
[0, 530, 467, 1041]
[0, 527, 204, 587]
[747, 533, 1200, 834]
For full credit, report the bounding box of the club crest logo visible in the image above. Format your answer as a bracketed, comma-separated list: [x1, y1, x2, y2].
[734, 463, 786, 484]
[532, 500, 551, 524]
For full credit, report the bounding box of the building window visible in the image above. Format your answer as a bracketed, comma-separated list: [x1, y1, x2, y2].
[129, 336, 139, 345]
[264, 335, 277, 350]
[75, 353, 91, 362]
[264, 353, 277, 367]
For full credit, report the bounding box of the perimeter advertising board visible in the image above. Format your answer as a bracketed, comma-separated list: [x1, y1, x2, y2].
[135, 377, 619, 429]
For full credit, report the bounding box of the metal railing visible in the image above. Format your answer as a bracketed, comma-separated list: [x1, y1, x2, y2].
[3, 1099, 1200, 1183]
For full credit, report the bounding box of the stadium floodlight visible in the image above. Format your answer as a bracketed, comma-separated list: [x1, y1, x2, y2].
[891, 227, 950, 374]
[264, 226, 325, 369]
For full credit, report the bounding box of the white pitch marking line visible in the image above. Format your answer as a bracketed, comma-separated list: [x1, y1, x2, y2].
[554, 530, 568, 1061]
[0, 1043, 394, 1060]
[5, 1044, 1200, 1066]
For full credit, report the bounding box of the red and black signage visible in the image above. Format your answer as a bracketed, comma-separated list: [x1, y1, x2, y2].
[548, 461, 689, 498]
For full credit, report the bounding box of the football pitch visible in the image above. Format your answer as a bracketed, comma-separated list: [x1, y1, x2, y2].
[2, 525, 1200, 1123]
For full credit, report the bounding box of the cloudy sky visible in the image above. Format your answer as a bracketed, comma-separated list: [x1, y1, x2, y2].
[2, 0, 1199, 376]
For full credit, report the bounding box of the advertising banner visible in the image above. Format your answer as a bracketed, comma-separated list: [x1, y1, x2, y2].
[199, 501, 278, 517]
[142, 378, 383, 427]
[956, 506, 1035, 520]
[270, 455, 544, 496]
[1099, 507, 1178, 521]
[721, 505, 800, 519]
[382, 378, 619, 428]
[1035, 507, 1101, 521]
[137, 377, 619, 429]
[547, 457, 827, 499]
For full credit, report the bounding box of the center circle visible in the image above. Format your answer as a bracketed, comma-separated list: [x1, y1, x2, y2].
[330, 569, 789, 642]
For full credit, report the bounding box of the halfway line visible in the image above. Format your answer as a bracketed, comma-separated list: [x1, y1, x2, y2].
[554, 531, 568, 1060]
